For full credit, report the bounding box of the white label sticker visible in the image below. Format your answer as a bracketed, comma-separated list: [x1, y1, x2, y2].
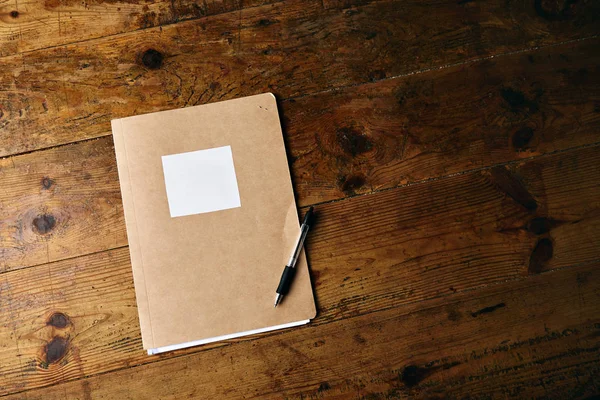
[161, 145, 241, 217]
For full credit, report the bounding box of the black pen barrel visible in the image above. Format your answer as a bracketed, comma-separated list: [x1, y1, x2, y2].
[276, 266, 297, 296]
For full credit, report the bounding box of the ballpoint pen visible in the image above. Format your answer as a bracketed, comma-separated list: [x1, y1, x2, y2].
[274, 206, 315, 307]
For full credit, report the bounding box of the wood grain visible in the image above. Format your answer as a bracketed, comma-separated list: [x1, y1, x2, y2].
[0, 0, 271, 56]
[0, 145, 598, 394]
[5, 261, 599, 399]
[1, 0, 599, 156]
[309, 145, 600, 317]
[1, 38, 599, 271]
[0, 138, 127, 271]
[282, 37, 600, 204]
[0, 248, 137, 394]
[1, 0, 598, 397]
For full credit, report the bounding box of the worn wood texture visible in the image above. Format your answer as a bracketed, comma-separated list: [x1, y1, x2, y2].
[0, 145, 598, 394]
[282, 38, 600, 204]
[0, 0, 271, 56]
[2, 0, 599, 57]
[1, 0, 599, 156]
[4, 261, 599, 399]
[0, 248, 137, 395]
[0, 138, 126, 271]
[1, 40, 600, 272]
[1, 0, 600, 397]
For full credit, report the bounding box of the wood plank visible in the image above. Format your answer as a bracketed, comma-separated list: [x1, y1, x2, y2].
[0, 138, 127, 271]
[6, 262, 600, 399]
[3, 0, 600, 57]
[0, 145, 598, 393]
[1, 0, 599, 156]
[308, 145, 600, 317]
[1, 38, 599, 271]
[282, 37, 600, 204]
[0, 0, 272, 56]
[0, 248, 137, 394]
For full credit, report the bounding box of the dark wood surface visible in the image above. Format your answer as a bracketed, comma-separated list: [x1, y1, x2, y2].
[0, 0, 599, 398]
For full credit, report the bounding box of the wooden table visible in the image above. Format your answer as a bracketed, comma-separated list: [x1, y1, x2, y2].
[1, 0, 599, 398]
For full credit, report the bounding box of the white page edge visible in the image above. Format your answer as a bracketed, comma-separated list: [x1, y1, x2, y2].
[147, 319, 311, 355]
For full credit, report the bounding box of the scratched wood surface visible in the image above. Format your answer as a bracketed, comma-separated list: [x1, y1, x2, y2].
[0, 139, 126, 271]
[2, 39, 600, 272]
[4, 263, 600, 399]
[1, 0, 600, 398]
[1, 0, 599, 57]
[0, 145, 599, 395]
[1, 0, 600, 156]
[0, 0, 272, 56]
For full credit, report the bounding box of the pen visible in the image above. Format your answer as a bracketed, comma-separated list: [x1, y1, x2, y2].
[274, 206, 315, 307]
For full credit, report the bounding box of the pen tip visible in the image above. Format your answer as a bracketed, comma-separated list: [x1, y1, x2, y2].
[274, 293, 282, 308]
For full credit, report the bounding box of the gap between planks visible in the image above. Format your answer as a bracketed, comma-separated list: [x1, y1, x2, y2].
[2, 139, 599, 279]
[1, 138, 598, 395]
[3, 257, 599, 398]
[0, 33, 597, 163]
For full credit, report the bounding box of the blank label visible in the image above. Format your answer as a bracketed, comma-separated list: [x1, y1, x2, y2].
[161, 145, 241, 218]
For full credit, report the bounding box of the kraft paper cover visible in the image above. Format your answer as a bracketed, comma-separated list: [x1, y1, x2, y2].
[111, 93, 316, 350]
